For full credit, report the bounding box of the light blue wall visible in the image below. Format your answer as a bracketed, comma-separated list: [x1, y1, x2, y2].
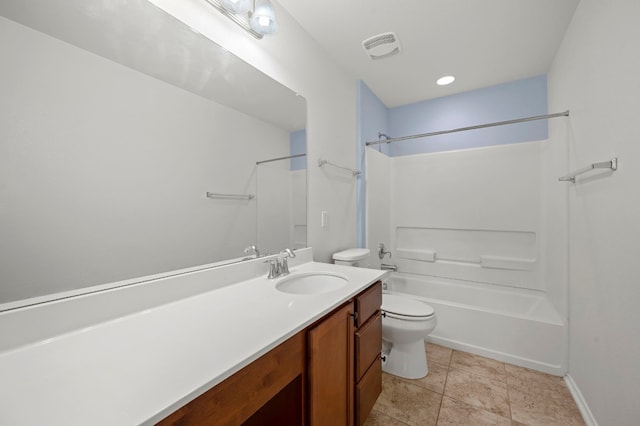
[357, 81, 390, 247]
[356, 75, 548, 248]
[359, 81, 391, 157]
[290, 129, 306, 170]
[389, 75, 548, 156]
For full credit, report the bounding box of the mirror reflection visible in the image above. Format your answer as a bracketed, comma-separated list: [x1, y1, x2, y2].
[256, 131, 307, 255]
[0, 0, 306, 308]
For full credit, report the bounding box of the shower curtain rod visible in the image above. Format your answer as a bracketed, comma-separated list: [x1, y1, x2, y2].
[256, 153, 306, 165]
[365, 110, 570, 146]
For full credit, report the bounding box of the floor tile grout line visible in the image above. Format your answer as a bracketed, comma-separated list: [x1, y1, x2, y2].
[434, 347, 451, 425]
[375, 408, 411, 426]
[436, 348, 518, 425]
[505, 367, 514, 423]
[442, 358, 512, 420]
[376, 372, 444, 426]
[440, 394, 514, 425]
[428, 343, 451, 426]
[446, 365, 510, 389]
[450, 349, 510, 384]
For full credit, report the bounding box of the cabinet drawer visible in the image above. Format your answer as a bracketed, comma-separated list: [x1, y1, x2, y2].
[355, 313, 382, 382]
[355, 354, 382, 426]
[355, 281, 382, 327]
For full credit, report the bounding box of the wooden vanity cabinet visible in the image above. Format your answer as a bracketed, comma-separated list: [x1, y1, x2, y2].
[307, 302, 355, 426]
[157, 281, 382, 426]
[307, 280, 382, 426]
[157, 331, 306, 426]
[353, 283, 383, 426]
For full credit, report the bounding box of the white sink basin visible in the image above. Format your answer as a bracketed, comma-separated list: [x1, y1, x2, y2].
[275, 272, 348, 295]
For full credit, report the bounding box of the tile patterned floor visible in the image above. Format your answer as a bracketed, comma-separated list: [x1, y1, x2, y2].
[364, 343, 584, 426]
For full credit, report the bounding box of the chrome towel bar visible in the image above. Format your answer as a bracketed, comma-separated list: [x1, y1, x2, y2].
[558, 158, 618, 183]
[206, 192, 255, 200]
[318, 158, 361, 176]
[256, 153, 306, 165]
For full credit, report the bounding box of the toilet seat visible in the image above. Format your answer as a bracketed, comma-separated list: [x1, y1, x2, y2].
[382, 294, 435, 321]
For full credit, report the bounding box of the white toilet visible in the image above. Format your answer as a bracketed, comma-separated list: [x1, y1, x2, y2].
[380, 293, 437, 379]
[332, 248, 438, 380]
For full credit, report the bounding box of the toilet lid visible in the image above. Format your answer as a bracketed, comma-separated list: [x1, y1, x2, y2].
[332, 248, 370, 261]
[382, 294, 434, 318]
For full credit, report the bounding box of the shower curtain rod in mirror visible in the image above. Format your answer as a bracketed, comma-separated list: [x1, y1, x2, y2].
[365, 110, 570, 146]
[256, 153, 306, 165]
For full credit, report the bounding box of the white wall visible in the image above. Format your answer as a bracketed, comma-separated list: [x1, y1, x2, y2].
[149, 0, 359, 262]
[0, 17, 288, 302]
[548, 0, 640, 424]
[365, 148, 391, 269]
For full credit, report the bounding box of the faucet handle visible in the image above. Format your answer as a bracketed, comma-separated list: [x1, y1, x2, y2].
[277, 248, 295, 276]
[264, 259, 279, 279]
[279, 248, 296, 259]
[378, 243, 391, 260]
[279, 257, 291, 276]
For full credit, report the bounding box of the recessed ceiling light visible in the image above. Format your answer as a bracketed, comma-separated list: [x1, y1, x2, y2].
[436, 75, 455, 86]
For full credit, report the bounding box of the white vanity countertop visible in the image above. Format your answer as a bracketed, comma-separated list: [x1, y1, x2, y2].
[0, 259, 385, 425]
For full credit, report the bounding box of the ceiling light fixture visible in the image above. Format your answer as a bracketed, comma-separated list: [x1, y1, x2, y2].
[436, 75, 456, 86]
[218, 0, 252, 14]
[204, 0, 279, 39]
[250, 0, 279, 35]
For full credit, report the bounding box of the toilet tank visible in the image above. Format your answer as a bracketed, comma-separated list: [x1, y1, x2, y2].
[332, 248, 370, 267]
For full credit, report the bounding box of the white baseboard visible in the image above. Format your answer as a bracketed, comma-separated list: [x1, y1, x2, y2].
[564, 374, 598, 426]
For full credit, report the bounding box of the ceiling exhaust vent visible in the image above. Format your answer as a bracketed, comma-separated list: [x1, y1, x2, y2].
[362, 32, 401, 60]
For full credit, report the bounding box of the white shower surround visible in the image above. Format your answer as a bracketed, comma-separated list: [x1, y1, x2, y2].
[366, 141, 568, 374]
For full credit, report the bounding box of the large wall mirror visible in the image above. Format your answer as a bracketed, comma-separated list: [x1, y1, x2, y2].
[256, 139, 307, 256]
[0, 0, 307, 309]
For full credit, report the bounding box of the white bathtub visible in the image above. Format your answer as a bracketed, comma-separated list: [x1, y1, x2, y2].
[385, 272, 567, 375]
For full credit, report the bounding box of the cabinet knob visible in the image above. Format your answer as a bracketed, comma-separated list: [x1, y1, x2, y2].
[350, 311, 358, 326]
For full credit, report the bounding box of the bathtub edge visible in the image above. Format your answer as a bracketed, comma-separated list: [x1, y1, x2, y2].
[426, 335, 567, 376]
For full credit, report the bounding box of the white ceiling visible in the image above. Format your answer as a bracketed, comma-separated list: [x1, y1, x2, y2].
[277, 0, 580, 108]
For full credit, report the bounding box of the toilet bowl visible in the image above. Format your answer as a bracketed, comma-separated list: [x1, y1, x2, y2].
[332, 248, 438, 380]
[381, 293, 437, 379]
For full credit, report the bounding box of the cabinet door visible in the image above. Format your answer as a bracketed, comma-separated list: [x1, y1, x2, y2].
[355, 313, 382, 382]
[307, 302, 355, 426]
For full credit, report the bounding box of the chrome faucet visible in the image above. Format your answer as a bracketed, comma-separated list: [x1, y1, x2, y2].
[244, 244, 260, 259]
[266, 248, 296, 279]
